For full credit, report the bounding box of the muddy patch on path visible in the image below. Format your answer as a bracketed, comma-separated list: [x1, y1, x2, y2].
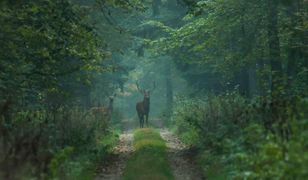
[160, 129, 205, 180]
[95, 131, 133, 180]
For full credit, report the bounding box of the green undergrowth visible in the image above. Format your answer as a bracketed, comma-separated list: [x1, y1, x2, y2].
[123, 128, 174, 180]
[0, 107, 120, 179]
[172, 93, 308, 179]
[49, 129, 119, 180]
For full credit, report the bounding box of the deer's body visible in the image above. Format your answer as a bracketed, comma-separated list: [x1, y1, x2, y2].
[135, 82, 155, 128]
[136, 96, 150, 128]
[88, 96, 114, 120]
[90, 107, 110, 118]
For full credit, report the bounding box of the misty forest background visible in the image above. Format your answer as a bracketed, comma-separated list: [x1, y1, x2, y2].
[0, 0, 307, 179]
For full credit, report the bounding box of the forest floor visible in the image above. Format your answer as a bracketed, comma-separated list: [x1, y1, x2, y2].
[160, 129, 205, 180]
[95, 130, 134, 180]
[95, 122, 204, 180]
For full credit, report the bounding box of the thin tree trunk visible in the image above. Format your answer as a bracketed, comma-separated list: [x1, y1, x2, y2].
[165, 60, 173, 117]
[267, 0, 282, 96]
[248, 65, 257, 97]
[152, 0, 161, 16]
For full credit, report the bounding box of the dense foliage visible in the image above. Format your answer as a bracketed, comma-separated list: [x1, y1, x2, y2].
[1, 0, 307, 179]
[0, 0, 125, 178]
[145, 0, 308, 178]
[152, 0, 307, 97]
[172, 93, 308, 179]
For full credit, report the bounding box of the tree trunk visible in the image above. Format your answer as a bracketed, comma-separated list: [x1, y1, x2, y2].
[267, 0, 282, 96]
[237, 68, 250, 97]
[165, 60, 173, 117]
[286, 0, 308, 95]
[152, 0, 161, 16]
[287, 1, 302, 77]
[248, 65, 257, 97]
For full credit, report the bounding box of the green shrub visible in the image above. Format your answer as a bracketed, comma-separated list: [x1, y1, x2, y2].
[172, 93, 308, 179]
[49, 146, 74, 178]
[0, 107, 119, 179]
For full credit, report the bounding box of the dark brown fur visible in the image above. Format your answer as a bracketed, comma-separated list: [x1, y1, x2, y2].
[136, 94, 150, 128]
[135, 81, 155, 128]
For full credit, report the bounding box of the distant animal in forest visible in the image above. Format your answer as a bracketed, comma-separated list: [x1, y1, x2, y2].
[136, 81, 156, 128]
[85, 95, 115, 121]
[93, 96, 114, 117]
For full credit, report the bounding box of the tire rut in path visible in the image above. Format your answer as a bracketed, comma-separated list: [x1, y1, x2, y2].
[160, 129, 205, 180]
[95, 131, 133, 180]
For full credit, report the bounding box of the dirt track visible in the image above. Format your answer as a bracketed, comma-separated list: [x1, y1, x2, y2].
[95, 131, 133, 180]
[160, 129, 205, 180]
[96, 127, 204, 180]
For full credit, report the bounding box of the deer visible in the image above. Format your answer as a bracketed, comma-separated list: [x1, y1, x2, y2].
[84, 95, 115, 121]
[136, 81, 156, 128]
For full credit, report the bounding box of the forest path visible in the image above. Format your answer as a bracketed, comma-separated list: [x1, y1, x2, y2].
[160, 129, 205, 180]
[95, 130, 134, 180]
[95, 126, 204, 180]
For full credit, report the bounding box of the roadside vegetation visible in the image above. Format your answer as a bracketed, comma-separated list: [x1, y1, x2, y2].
[1, 0, 307, 179]
[123, 128, 174, 180]
[0, 0, 127, 179]
[172, 92, 308, 179]
[0, 107, 119, 179]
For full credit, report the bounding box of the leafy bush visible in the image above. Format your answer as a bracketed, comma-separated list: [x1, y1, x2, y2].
[49, 146, 75, 178]
[172, 92, 249, 149]
[172, 92, 308, 179]
[238, 119, 308, 179]
[0, 107, 119, 179]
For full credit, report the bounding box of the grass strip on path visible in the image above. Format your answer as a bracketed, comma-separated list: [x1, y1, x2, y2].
[123, 128, 174, 180]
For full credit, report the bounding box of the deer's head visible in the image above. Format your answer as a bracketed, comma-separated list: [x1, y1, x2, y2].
[109, 96, 114, 103]
[136, 81, 156, 100]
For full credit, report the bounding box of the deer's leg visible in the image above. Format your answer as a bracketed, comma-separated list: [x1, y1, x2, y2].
[139, 114, 142, 128]
[139, 114, 144, 128]
[145, 114, 149, 127]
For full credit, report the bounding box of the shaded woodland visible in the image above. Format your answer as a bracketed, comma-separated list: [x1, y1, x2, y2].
[0, 0, 307, 179]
